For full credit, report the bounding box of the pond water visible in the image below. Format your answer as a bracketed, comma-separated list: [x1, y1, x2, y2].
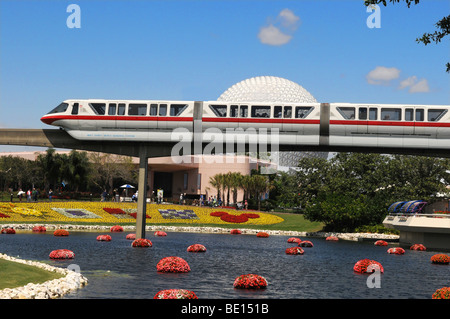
[0, 230, 448, 299]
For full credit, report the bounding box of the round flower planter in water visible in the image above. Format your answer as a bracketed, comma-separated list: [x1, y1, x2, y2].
[187, 244, 206, 252]
[126, 233, 136, 240]
[387, 247, 405, 255]
[32, 226, 46, 232]
[256, 232, 269, 238]
[154, 231, 167, 236]
[285, 247, 304, 255]
[432, 287, 450, 299]
[233, 274, 268, 289]
[131, 238, 152, 247]
[157, 256, 190, 273]
[230, 229, 241, 234]
[49, 249, 75, 259]
[410, 244, 426, 251]
[299, 240, 313, 247]
[287, 237, 301, 243]
[110, 225, 123, 232]
[431, 254, 450, 265]
[97, 234, 112, 241]
[374, 240, 388, 246]
[1, 228, 15, 234]
[53, 229, 69, 236]
[353, 259, 384, 274]
[154, 289, 198, 299]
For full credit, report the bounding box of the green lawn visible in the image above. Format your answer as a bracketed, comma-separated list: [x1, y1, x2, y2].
[0, 259, 64, 289]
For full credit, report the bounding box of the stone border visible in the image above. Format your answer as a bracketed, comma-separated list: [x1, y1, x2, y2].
[0, 253, 88, 299]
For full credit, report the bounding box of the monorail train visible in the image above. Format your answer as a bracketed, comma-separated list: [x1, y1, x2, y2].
[40, 99, 450, 149]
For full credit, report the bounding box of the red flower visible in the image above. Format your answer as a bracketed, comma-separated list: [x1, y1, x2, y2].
[432, 287, 450, 299]
[230, 229, 241, 234]
[256, 232, 269, 238]
[187, 244, 207, 252]
[32, 226, 46, 232]
[103, 208, 126, 214]
[110, 225, 123, 232]
[126, 233, 136, 240]
[156, 256, 190, 273]
[0, 213, 10, 218]
[410, 244, 426, 251]
[431, 254, 450, 264]
[154, 289, 198, 299]
[374, 240, 388, 246]
[353, 259, 384, 274]
[97, 234, 112, 241]
[49, 249, 75, 259]
[287, 237, 302, 243]
[210, 211, 228, 217]
[131, 238, 152, 247]
[326, 236, 339, 241]
[387, 247, 405, 255]
[233, 274, 268, 289]
[1, 227, 15, 234]
[129, 213, 151, 219]
[53, 229, 69, 236]
[285, 247, 304, 255]
[154, 231, 167, 236]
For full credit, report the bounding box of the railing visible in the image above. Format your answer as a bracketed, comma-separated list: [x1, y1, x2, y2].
[387, 213, 450, 220]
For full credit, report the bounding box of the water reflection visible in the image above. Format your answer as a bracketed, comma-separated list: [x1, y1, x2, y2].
[0, 230, 448, 299]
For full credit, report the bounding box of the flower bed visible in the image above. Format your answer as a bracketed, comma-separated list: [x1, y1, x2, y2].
[256, 232, 269, 238]
[53, 229, 69, 236]
[353, 259, 384, 274]
[156, 256, 190, 273]
[410, 244, 426, 251]
[131, 238, 152, 247]
[187, 244, 206, 252]
[287, 237, 302, 243]
[154, 231, 167, 236]
[49, 249, 75, 259]
[285, 247, 304, 255]
[1, 227, 15, 234]
[0, 212, 10, 218]
[97, 234, 112, 241]
[110, 225, 123, 232]
[387, 247, 405, 255]
[431, 254, 450, 264]
[432, 287, 450, 299]
[230, 229, 241, 234]
[154, 289, 198, 299]
[233, 274, 268, 289]
[299, 240, 313, 247]
[374, 240, 388, 246]
[210, 211, 260, 223]
[32, 226, 46, 232]
[103, 208, 126, 215]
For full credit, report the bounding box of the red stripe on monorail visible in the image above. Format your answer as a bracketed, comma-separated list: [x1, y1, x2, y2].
[202, 118, 320, 124]
[330, 120, 450, 127]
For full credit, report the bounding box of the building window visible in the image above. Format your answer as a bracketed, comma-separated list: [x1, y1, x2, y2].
[197, 173, 201, 190]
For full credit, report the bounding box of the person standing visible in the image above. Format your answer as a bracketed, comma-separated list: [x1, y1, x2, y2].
[48, 189, 53, 202]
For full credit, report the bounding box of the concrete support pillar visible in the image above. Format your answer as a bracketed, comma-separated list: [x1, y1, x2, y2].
[136, 148, 148, 239]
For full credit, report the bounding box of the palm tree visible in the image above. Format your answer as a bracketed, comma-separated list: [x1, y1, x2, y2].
[209, 174, 223, 201]
[229, 172, 243, 206]
[251, 175, 272, 211]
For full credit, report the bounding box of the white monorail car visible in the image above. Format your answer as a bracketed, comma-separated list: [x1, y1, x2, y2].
[40, 99, 450, 149]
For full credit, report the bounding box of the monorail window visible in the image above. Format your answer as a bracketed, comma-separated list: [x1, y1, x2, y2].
[369, 108, 377, 120]
[284, 106, 292, 118]
[108, 103, 117, 116]
[150, 104, 157, 116]
[118, 103, 125, 116]
[48, 102, 69, 114]
[295, 106, 313, 119]
[240, 105, 248, 117]
[381, 108, 401, 121]
[159, 104, 167, 116]
[89, 103, 106, 115]
[128, 104, 147, 116]
[416, 109, 424, 121]
[337, 107, 355, 120]
[274, 106, 282, 118]
[230, 105, 238, 117]
[210, 105, 227, 117]
[405, 108, 413, 121]
[251, 105, 270, 118]
[428, 109, 447, 122]
[72, 103, 79, 115]
[170, 104, 188, 116]
[359, 107, 367, 120]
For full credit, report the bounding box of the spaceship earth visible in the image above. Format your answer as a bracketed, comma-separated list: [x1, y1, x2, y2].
[217, 76, 327, 167]
[217, 76, 318, 103]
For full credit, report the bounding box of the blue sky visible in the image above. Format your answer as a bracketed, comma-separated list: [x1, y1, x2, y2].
[0, 0, 449, 151]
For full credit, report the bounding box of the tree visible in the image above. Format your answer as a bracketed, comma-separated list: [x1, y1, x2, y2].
[365, 0, 450, 72]
[36, 148, 64, 190]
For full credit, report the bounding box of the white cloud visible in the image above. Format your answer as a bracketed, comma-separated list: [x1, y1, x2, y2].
[398, 76, 430, 93]
[258, 24, 292, 46]
[366, 66, 401, 85]
[258, 9, 300, 46]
